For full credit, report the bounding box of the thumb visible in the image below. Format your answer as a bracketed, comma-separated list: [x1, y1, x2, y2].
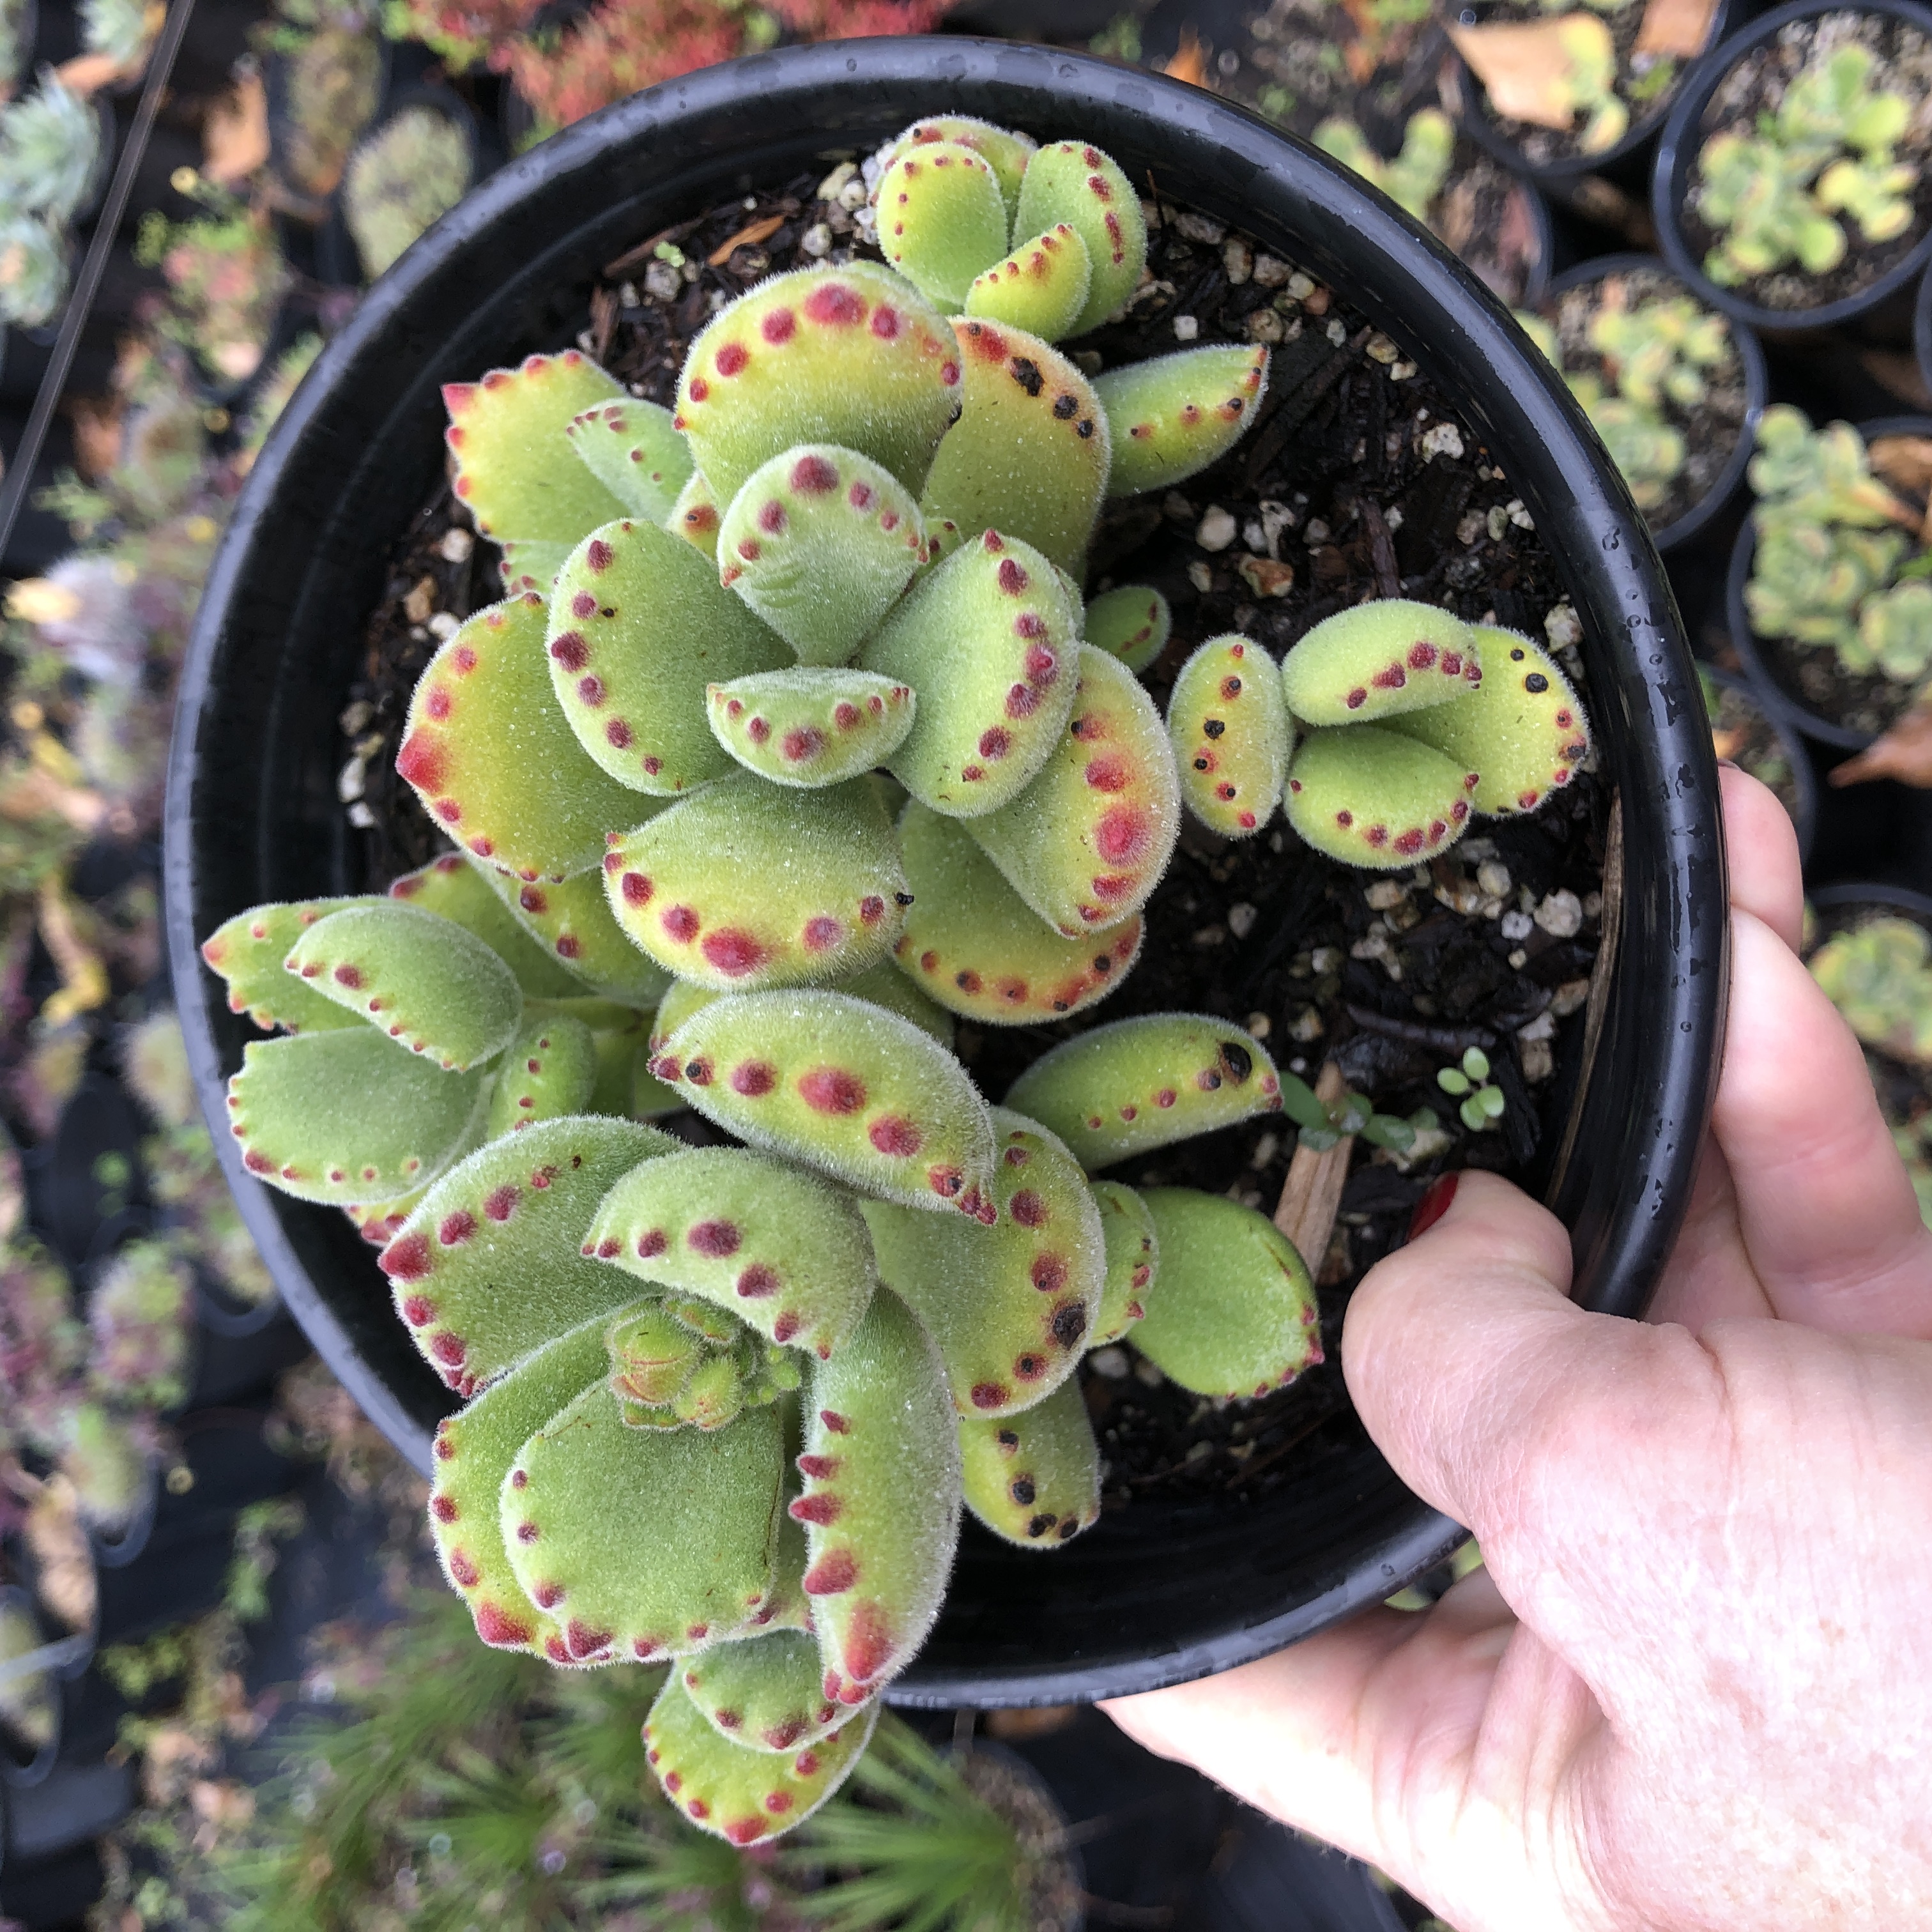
[1343, 1170, 1694, 1636]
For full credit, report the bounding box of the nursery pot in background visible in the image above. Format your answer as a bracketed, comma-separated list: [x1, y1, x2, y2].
[1450, 0, 1732, 190]
[1542, 250, 1768, 556]
[163, 40, 1726, 1706]
[1653, 0, 1932, 338]
[1726, 413, 1930, 749]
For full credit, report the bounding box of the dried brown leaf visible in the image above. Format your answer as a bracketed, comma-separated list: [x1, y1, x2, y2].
[1635, 0, 1718, 59]
[1446, 17, 1589, 130]
[1165, 29, 1208, 88]
[203, 70, 271, 188]
[1828, 695, 1932, 787]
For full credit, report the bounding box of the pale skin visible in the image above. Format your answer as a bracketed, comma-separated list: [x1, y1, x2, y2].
[1103, 767, 1932, 1931]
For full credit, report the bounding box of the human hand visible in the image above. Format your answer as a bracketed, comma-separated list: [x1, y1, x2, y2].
[1102, 767, 1932, 1932]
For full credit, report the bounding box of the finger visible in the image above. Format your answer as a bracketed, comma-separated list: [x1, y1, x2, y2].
[1339, 1170, 1729, 1657]
[1645, 1131, 1774, 1328]
[1719, 763, 1803, 954]
[1100, 1575, 1518, 1872]
[1710, 908, 1932, 1336]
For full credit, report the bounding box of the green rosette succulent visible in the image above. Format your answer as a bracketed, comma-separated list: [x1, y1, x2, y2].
[198, 109, 1595, 1836]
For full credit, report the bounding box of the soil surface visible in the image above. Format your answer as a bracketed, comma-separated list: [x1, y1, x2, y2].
[1547, 262, 1749, 539]
[1753, 609, 1919, 742]
[1464, 0, 1719, 168]
[1680, 10, 1932, 313]
[341, 156, 1608, 1508]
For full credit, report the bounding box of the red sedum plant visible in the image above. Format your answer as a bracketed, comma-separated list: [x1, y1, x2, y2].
[199, 114, 1588, 1842]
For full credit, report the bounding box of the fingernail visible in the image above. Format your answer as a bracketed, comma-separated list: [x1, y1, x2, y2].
[1716, 758, 1740, 771]
[1408, 1170, 1459, 1240]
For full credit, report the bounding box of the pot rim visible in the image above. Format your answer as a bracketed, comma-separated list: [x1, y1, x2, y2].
[1724, 411, 1930, 749]
[1542, 249, 1768, 554]
[1652, 0, 1932, 335]
[162, 36, 1725, 1705]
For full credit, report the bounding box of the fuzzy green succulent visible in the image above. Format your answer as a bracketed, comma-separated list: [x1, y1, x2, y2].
[1695, 44, 1918, 288]
[1810, 917, 1932, 1066]
[199, 114, 1602, 1834]
[344, 105, 473, 280]
[197, 114, 1368, 1841]
[1274, 598, 1591, 868]
[80, 0, 159, 67]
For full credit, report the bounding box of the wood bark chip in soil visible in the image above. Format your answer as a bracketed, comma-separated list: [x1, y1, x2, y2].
[1681, 10, 1932, 312]
[337, 161, 1609, 1509]
[1546, 262, 1749, 538]
[1460, 0, 1719, 167]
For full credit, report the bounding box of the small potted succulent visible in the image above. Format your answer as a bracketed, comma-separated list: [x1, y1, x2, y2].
[1521, 252, 1765, 552]
[1448, 0, 1729, 183]
[133, 200, 292, 394]
[1655, 0, 1932, 334]
[1726, 403, 1932, 746]
[166, 40, 1719, 1809]
[1808, 885, 1932, 1229]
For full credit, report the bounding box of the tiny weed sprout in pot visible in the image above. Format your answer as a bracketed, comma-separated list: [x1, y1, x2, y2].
[1809, 896, 1932, 1228]
[1521, 256, 1763, 548]
[1448, 0, 1726, 178]
[1659, 0, 1932, 328]
[191, 106, 1613, 1842]
[1735, 405, 1932, 740]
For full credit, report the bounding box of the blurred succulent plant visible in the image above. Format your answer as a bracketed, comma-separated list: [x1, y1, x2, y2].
[1810, 916, 1932, 1065]
[344, 103, 473, 279]
[0, 71, 101, 224]
[282, 24, 385, 199]
[1695, 44, 1917, 287]
[80, 0, 162, 68]
[1313, 109, 1454, 221]
[0, 212, 68, 328]
[135, 204, 291, 387]
[1745, 407, 1926, 680]
[0, 0, 26, 100]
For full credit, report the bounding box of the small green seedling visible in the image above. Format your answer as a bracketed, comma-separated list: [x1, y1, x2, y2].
[1437, 1045, 1506, 1131]
[1314, 109, 1454, 221]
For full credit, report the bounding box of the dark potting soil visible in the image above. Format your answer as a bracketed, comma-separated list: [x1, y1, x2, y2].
[1706, 677, 1804, 825]
[1680, 10, 1932, 313]
[1547, 262, 1749, 539]
[340, 157, 1607, 1510]
[1460, 0, 1719, 167]
[1192, 1, 1546, 306]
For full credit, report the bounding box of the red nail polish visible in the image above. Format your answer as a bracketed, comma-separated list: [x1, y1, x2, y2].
[1408, 1170, 1459, 1240]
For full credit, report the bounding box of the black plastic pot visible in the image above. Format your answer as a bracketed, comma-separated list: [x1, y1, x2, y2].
[1913, 256, 1932, 402]
[164, 39, 1725, 1706]
[1725, 411, 1928, 749]
[1653, 0, 1932, 337]
[1812, 878, 1932, 925]
[1543, 251, 1767, 555]
[1451, 0, 1731, 188]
